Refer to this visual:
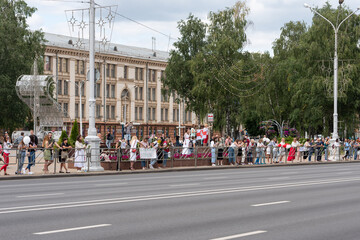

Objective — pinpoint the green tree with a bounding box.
[69,119,79,146]
[0,0,45,132]
[57,130,68,146]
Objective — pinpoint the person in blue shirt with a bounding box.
[343,139,350,160]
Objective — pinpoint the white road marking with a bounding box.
[1,177,360,215]
[210,230,267,240]
[268,177,290,180]
[94,182,128,186]
[336,172,353,175]
[280,172,298,175]
[17,193,64,198]
[203,177,229,180]
[169,183,200,187]
[33,224,111,235]
[251,201,290,207]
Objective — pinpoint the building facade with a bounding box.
[43,33,197,140]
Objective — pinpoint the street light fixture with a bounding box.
[304,3,360,145]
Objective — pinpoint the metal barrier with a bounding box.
[2,143,359,175]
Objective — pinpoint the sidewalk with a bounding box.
[0,158,359,180]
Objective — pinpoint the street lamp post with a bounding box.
[304,3,360,142]
[85,0,104,171]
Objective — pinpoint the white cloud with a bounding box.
[24,0,360,54]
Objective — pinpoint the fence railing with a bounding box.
[0,144,357,174]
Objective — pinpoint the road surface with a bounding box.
[0,163,360,240]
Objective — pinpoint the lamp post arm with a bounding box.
[337,9,360,31]
[311,8,336,32]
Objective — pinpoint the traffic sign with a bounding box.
[208,113,214,122]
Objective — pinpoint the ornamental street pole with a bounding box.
[304,3,359,142]
[84,0,104,171]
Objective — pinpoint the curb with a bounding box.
[0,160,358,181]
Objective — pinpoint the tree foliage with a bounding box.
[0,0,45,132]
[164,1,360,138]
[69,119,79,146]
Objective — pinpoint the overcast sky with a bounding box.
[25,0,360,54]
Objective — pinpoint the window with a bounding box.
[106,84,110,98]
[135,67,139,80]
[96,105,101,118]
[45,56,51,71]
[60,58,68,73]
[111,64,115,78]
[152,70,156,82]
[111,105,115,119]
[106,105,110,120]
[124,65,128,79]
[139,107,143,120]
[152,88,156,101]
[152,108,155,121]
[111,85,115,98]
[75,103,79,118]
[63,103,68,117]
[57,80,62,95]
[165,108,168,121]
[96,83,101,98]
[106,64,110,77]
[161,70,165,80]
[148,88,151,101]
[63,81,69,95]
[148,107,151,121]
[139,87,143,100]
[81,83,85,96]
[161,108,164,121]
[75,83,79,97]
[135,88,138,100]
[161,90,169,102]
[135,107,138,120]
[76,60,84,74]
[173,109,179,122]
[140,68,143,80]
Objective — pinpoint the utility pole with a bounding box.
[85,0,104,171]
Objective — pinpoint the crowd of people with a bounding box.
[0,130,89,175]
[209,135,357,166]
[1,127,360,174]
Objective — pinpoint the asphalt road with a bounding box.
[1,163,360,240]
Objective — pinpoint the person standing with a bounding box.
[129,136,139,171]
[42,132,61,174]
[59,138,71,173]
[14,132,24,146]
[315,138,324,162]
[140,136,150,170]
[162,138,170,168]
[16,138,27,175]
[354,139,360,160]
[125,122,133,145]
[308,139,315,162]
[210,137,217,167]
[106,131,114,149]
[235,139,243,166]
[255,139,265,165]
[246,139,256,165]
[277,138,288,163]
[74,135,86,171]
[217,137,225,166]
[0,136,12,175]
[228,138,236,166]
[323,138,330,161]
[287,138,300,162]
[343,139,350,160]
[25,135,37,174]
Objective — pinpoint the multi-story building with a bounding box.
[43,33,197,140]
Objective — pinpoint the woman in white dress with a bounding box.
[74,135,86,171]
[130,136,139,170]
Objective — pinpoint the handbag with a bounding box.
[61,151,68,159]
